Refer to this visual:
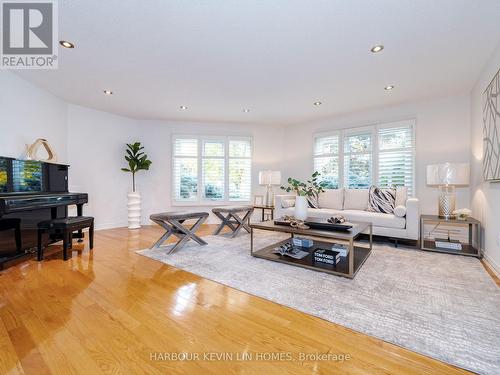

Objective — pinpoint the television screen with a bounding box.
[12,160,43,192]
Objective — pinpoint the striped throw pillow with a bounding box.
[368,186,396,214]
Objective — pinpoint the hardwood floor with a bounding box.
[0,225,472,375]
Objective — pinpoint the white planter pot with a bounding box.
[127,191,141,229]
[294,196,308,220]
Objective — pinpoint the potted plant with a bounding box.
[121,142,152,229]
[280,172,326,220]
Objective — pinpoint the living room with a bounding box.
[0,1,499,374]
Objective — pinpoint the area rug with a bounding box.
[137,231,500,374]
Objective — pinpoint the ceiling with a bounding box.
[15,0,500,125]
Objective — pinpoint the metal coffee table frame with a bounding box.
[150,212,209,254]
[250,221,372,279]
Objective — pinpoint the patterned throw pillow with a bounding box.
[368,186,396,214]
[307,195,320,209]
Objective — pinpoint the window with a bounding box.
[313,134,339,189]
[343,130,372,189]
[377,124,414,195]
[313,120,415,194]
[12,160,43,192]
[173,136,252,204]
[0,158,8,193]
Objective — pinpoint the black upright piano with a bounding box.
[0,157,88,269]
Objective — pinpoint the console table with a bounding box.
[420,215,481,258]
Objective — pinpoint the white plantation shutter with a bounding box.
[173,137,198,201]
[313,134,339,188]
[377,123,414,195]
[229,138,252,201]
[344,131,372,189]
[202,139,225,200]
[312,120,415,193]
[173,135,252,203]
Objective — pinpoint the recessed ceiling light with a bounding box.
[180,105,188,110]
[243,108,250,113]
[59,40,75,49]
[371,45,384,53]
[313,101,322,106]
[384,85,395,90]
[103,90,113,95]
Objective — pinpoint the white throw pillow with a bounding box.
[282,199,295,208]
[394,205,407,217]
[318,189,344,210]
[395,186,408,207]
[344,189,369,211]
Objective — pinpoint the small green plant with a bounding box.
[280,171,327,197]
[121,142,152,192]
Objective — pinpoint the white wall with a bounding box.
[67,105,285,229]
[470,42,500,274]
[0,72,68,162]
[283,94,472,215]
[2,70,490,259]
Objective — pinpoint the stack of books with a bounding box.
[435,238,462,251]
[313,249,341,266]
[292,237,314,248]
[331,242,349,257]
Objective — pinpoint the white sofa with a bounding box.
[275,188,419,241]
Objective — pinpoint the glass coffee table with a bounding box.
[250,220,372,279]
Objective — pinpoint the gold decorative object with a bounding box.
[283,215,310,230]
[25,138,57,162]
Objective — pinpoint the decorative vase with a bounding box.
[294,196,308,221]
[127,191,141,229]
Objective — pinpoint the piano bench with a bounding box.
[0,218,22,253]
[37,216,94,261]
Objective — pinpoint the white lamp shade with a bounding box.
[426,163,470,186]
[259,170,281,185]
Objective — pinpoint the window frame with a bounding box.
[172,134,253,206]
[313,120,416,195]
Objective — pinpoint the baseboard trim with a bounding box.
[483,253,500,277]
[481,251,500,287]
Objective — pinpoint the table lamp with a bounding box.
[258,170,281,206]
[426,162,469,219]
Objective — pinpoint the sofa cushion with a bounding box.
[395,186,408,206]
[342,210,406,229]
[344,189,369,210]
[280,207,342,219]
[282,199,295,208]
[279,207,405,229]
[367,186,395,214]
[318,189,344,210]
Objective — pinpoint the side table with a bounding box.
[420,215,481,258]
[253,205,275,222]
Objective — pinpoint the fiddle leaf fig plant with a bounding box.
[280,171,326,197]
[121,142,152,192]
